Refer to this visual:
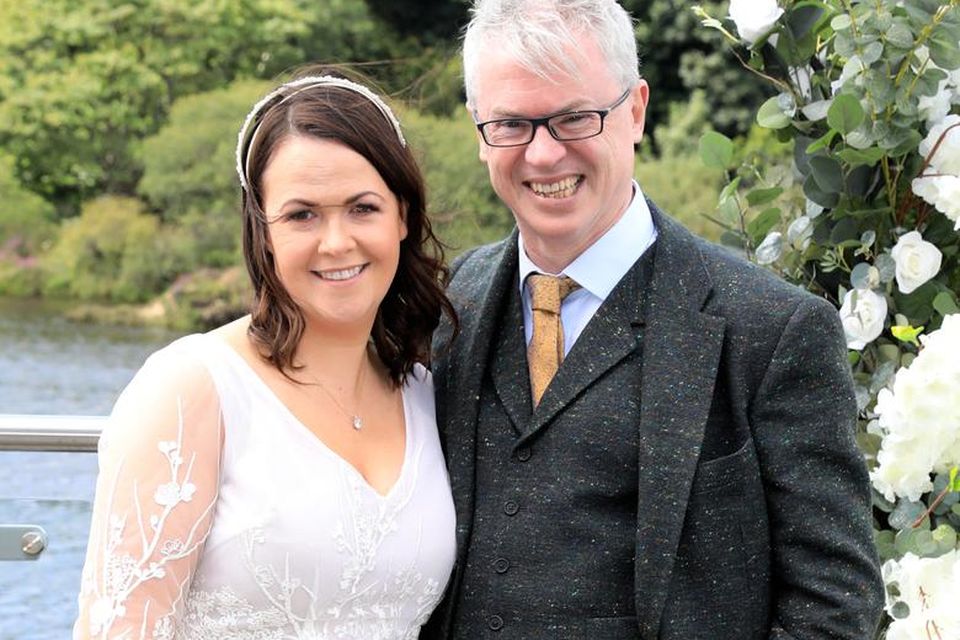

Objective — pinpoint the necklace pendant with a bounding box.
[352,415,363,431]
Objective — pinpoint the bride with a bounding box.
[74,71,457,639]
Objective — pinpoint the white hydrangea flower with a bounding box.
[839,288,887,350]
[919,114,960,176]
[728,0,784,45]
[882,550,960,640]
[870,315,960,502]
[890,231,942,294]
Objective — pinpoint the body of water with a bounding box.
[0,297,184,639]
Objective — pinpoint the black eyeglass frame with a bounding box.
[473,88,632,148]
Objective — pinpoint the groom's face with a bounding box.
[469,30,648,268]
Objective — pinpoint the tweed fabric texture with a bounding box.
[526,274,580,405]
[424,203,884,640]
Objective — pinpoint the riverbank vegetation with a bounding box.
[0,0,774,329]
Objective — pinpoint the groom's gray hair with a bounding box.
[462,0,641,109]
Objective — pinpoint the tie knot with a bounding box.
[527,274,580,313]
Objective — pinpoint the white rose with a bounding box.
[839,288,887,350]
[911,175,960,229]
[729,0,784,45]
[919,113,960,176]
[890,231,942,294]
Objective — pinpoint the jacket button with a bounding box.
[503,500,519,516]
[516,446,532,462]
[493,557,510,573]
[488,614,504,631]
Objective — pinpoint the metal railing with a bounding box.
[0,414,104,452]
[0,414,103,561]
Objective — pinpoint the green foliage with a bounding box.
[0,154,57,254]
[402,108,513,253]
[138,79,270,269]
[0,0,408,211]
[42,196,184,302]
[635,153,725,242]
[627,0,770,148]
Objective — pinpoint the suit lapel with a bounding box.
[491,286,533,434]
[633,206,726,638]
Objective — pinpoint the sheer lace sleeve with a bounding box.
[74,342,223,639]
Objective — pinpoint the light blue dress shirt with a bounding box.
[518,181,658,356]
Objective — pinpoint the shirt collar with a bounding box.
[518,180,657,300]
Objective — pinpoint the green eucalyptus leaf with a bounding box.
[720,230,746,249]
[809,156,844,193]
[834,30,856,57]
[718,195,741,223]
[890,601,910,620]
[932,523,957,552]
[861,41,884,65]
[806,129,838,154]
[831,14,852,30]
[718,176,743,206]
[757,96,793,129]
[699,131,735,169]
[933,291,960,316]
[828,94,865,134]
[788,5,825,39]
[891,500,927,530]
[929,32,960,70]
[829,217,860,244]
[894,281,938,325]
[877,343,901,364]
[747,207,781,244]
[803,173,839,208]
[801,99,832,122]
[838,146,886,167]
[886,20,915,49]
[794,137,815,175]
[746,187,784,207]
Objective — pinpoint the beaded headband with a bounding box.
[235,75,407,192]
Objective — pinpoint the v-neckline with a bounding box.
[202,333,411,500]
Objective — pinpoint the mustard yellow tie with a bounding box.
[527,273,580,406]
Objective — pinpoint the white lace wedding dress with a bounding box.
[74,333,456,639]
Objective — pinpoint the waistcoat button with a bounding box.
[488,614,504,631]
[493,557,510,573]
[503,500,519,516]
[516,446,532,462]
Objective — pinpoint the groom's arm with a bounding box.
[750,296,884,639]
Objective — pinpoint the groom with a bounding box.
[425,0,883,638]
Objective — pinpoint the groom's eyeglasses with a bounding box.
[474,88,631,148]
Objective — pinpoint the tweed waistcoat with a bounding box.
[449,251,656,639]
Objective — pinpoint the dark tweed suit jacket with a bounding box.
[424,204,883,639]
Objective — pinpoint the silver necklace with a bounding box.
[305,360,367,430]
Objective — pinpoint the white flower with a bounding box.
[912,175,960,229]
[871,314,960,502]
[755,231,783,265]
[153,481,195,507]
[890,231,942,294]
[918,82,952,128]
[729,0,784,45]
[919,114,960,176]
[786,215,813,250]
[882,550,960,640]
[839,288,887,350]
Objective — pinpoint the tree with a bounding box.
[0,0,406,214]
